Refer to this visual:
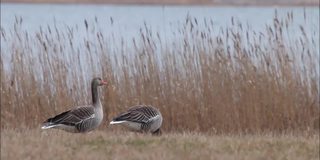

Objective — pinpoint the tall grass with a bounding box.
[0,12,319,134]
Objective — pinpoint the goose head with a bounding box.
[92,77,108,86]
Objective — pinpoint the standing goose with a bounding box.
[41,77,107,133]
[110,105,163,135]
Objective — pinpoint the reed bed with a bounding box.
[0,12,319,134]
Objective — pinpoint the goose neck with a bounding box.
[91,83,100,106]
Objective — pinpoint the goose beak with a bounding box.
[101,80,108,85]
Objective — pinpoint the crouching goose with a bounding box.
[41,77,108,133]
[110,105,163,135]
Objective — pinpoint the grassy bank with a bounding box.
[1,129,319,160]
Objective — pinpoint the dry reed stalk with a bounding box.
[0,13,319,134]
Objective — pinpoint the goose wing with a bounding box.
[45,105,95,126]
[112,105,158,123]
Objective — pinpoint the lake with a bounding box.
[1,4,319,41]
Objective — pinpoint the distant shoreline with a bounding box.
[2,0,319,6]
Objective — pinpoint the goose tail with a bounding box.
[41,122,57,129]
[110,120,126,125]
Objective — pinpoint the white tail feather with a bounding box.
[110,121,126,125]
[41,123,56,129]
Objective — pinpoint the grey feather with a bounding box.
[110,105,163,134]
[41,77,107,133]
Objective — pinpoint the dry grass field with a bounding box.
[1,10,319,160]
[1,129,319,160]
